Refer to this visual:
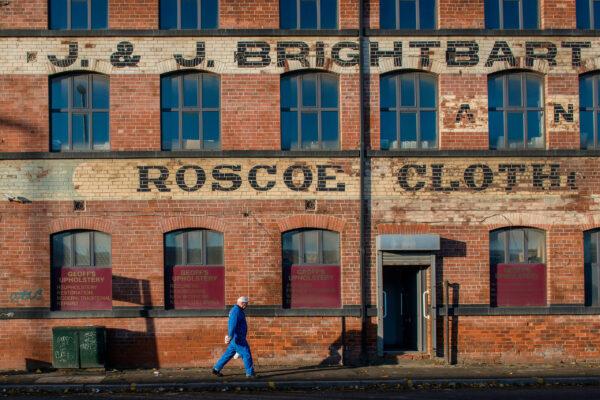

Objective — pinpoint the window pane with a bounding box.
[161,111,179,150]
[420,0,436,29]
[400,112,417,149]
[50,0,68,29]
[72,114,90,150]
[71,0,88,29]
[523,0,538,28]
[281,76,298,108]
[420,110,437,148]
[488,110,505,149]
[485,0,500,28]
[92,112,109,150]
[507,229,525,263]
[303,230,319,264]
[162,76,179,109]
[526,75,542,108]
[160,0,178,29]
[202,75,220,108]
[577,0,591,28]
[507,112,524,148]
[419,75,436,108]
[91,0,108,29]
[182,112,200,149]
[181,0,199,28]
[580,111,594,149]
[94,232,111,267]
[187,230,203,264]
[283,232,301,266]
[320,0,337,28]
[526,229,545,263]
[201,0,218,28]
[52,233,71,267]
[51,76,69,109]
[380,0,397,29]
[508,74,522,107]
[165,232,184,266]
[183,74,198,107]
[320,75,338,108]
[206,231,224,265]
[202,111,220,150]
[280,0,297,28]
[488,76,504,108]
[74,231,91,266]
[580,75,594,108]
[380,111,397,150]
[380,75,396,109]
[51,112,69,152]
[526,111,543,148]
[322,111,339,149]
[503,0,520,29]
[73,75,89,108]
[301,112,319,149]
[490,230,505,265]
[399,0,417,29]
[301,74,317,107]
[282,111,298,150]
[594,0,600,29]
[322,231,340,264]
[300,0,318,29]
[400,75,415,107]
[92,75,109,109]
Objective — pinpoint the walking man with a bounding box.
[212,296,255,378]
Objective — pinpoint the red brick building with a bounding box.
[1,0,600,370]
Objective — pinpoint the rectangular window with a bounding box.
[484,0,538,29]
[50,0,108,30]
[380,0,436,29]
[160,0,218,29]
[280,0,338,29]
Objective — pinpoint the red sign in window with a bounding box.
[495,263,546,307]
[54,267,112,311]
[171,265,225,309]
[289,265,341,308]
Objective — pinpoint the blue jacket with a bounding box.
[227,305,248,344]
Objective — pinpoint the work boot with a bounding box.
[212,369,224,377]
[246,373,257,379]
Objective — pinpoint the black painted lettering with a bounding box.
[277,41,310,67]
[532,164,561,189]
[235,41,271,68]
[463,164,494,191]
[446,41,479,67]
[211,165,242,191]
[561,42,591,67]
[174,42,206,67]
[409,41,440,68]
[283,165,313,191]
[498,164,526,191]
[317,165,345,192]
[316,41,326,67]
[176,165,206,192]
[525,42,557,67]
[332,42,360,67]
[370,41,402,67]
[398,164,426,191]
[48,42,78,68]
[485,41,517,67]
[431,164,460,191]
[137,166,170,192]
[554,103,574,123]
[248,165,276,191]
[110,41,141,67]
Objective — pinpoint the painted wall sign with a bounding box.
[169,265,225,309]
[494,263,546,307]
[286,265,341,308]
[53,267,112,311]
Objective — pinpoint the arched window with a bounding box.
[484,0,538,29]
[576,0,600,29]
[488,72,544,149]
[580,73,600,149]
[380,72,437,150]
[165,229,224,309]
[281,72,339,150]
[51,230,112,311]
[161,72,220,150]
[280,0,337,29]
[489,227,546,306]
[379,0,436,29]
[50,73,110,152]
[50,0,108,30]
[584,229,600,306]
[282,229,340,308]
[160,0,218,29]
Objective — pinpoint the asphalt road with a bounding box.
[5,387,600,399]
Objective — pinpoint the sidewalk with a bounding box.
[2,360,600,394]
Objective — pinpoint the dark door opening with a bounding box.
[383,266,422,351]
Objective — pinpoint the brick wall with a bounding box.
[220,0,279,29]
[438,0,485,29]
[109,0,158,29]
[542,0,577,29]
[0,0,46,29]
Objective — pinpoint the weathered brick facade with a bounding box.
[1,0,600,371]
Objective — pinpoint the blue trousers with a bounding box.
[214,340,254,376]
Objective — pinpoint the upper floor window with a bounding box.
[281,72,339,150]
[380,72,437,150]
[50,0,108,29]
[161,72,220,151]
[50,73,110,152]
[585,229,600,306]
[280,0,337,29]
[488,72,544,149]
[165,229,224,266]
[577,0,600,29]
[580,73,600,149]
[160,0,218,29]
[484,0,538,29]
[380,0,436,29]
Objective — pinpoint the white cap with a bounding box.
[238,296,249,303]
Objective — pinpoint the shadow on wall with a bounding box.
[109,276,159,368]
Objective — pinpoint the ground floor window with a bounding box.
[585,229,600,306]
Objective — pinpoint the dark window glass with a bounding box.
[380,0,436,29]
[160,0,218,29]
[488,72,544,149]
[279,0,337,29]
[164,229,224,266]
[50,73,110,152]
[161,73,220,150]
[490,228,545,265]
[484,0,538,29]
[580,73,600,149]
[52,230,111,268]
[283,229,340,266]
[585,230,600,306]
[281,72,339,150]
[379,72,437,150]
[50,0,108,29]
